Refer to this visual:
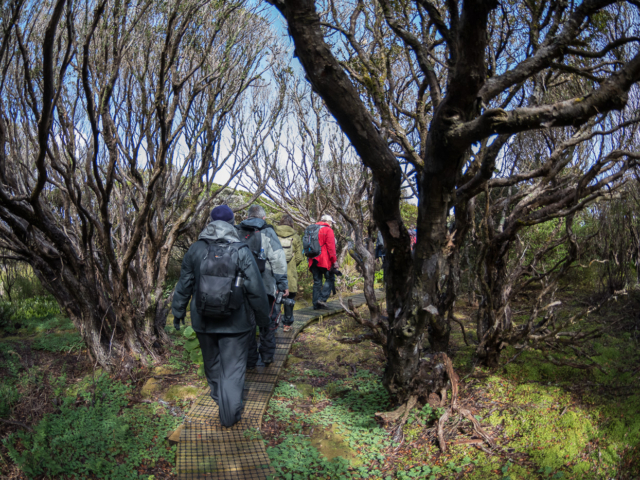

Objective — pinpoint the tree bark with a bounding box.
[269,0,491,401]
[269,0,640,399]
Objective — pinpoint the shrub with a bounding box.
[0,300,16,330]
[182,326,204,376]
[0,383,20,418]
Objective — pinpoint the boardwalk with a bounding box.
[175,292,380,479]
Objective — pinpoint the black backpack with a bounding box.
[237,224,273,273]
[196,240,247,319]
[302,224,323,258]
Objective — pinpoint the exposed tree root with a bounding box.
[436,355,495,453]
[375,401,409,425]
[339,298,387,347]
[376,353,493,451]
[375,395,418,444]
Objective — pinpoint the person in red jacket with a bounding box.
[309,214,338,309]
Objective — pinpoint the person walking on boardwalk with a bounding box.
[304,214,338,310]
[236,204,289,367]
[274,215,303,332]
[171,205,270,427]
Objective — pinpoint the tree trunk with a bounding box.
[350,237,382,322]
[474,238,513,367]
[29,252,165,371]
[362,256,381,322]
[342,217,388,347]
[269,0,486,402]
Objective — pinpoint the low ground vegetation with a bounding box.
[1,272,639,479]
[262,288,640,480]
[0,297,202,479]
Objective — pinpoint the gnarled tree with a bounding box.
[472,116,640,366]
[268,0,640,400]
[0,0,286,370]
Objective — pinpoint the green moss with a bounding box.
[65,370,105,397]
[502,349,578,383]
[153,366,176,375]
[486,383,593,473]
[286,355,304,366]
[162,385,199,402]
[452,347,474,371]
[461,463,502,479]
[295,383,314,398]
[309,424,357,464]
[302,322,380,366]
[141,378,162,398]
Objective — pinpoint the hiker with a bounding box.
[274,215,304,332]
[171,205,269,427]
[304,214,338,310]
[236,204,289,367]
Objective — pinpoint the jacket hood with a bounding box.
[239,217,266,229]
[198,221,241,243]
[274,225,296,237]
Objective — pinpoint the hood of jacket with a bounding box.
[274,225,296,238]
[239,217,266,230]
[198,220,241,243]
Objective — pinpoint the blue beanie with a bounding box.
[210,205,234,223]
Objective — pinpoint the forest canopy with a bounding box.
[1,0,640,478]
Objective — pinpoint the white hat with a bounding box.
[320,214,334,224]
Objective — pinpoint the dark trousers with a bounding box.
[197,330,252,427]
[311,265,335,307]
[247,295,277,367]
[282,292,296,326]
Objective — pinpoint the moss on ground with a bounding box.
[304,321,381,365]
[162,385,200,402]
[263,295,640,479]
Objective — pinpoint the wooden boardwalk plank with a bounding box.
[176,291,382,479]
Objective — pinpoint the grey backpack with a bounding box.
[302,224,323,258]
[196,240,247,319]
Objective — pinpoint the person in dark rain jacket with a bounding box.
[172,205,269,427]
[236,204,289,367]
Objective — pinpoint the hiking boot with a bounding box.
[316,301,330,309]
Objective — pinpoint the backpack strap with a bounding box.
[237,225,252,236]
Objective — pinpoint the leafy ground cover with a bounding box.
[2,285,639,479]
[262,290,640,479]
[0,297,204,480]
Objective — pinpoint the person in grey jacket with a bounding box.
[236,204,288,367]
[172,205,270,427]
